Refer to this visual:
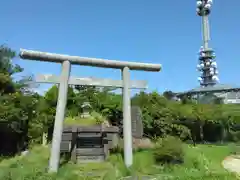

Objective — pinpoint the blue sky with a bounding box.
[1,0,240,94]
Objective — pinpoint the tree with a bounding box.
[163,90,175,100]
[0,45,40,154]
[0,45,24,94]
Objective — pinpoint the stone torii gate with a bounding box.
[19,49,161,173]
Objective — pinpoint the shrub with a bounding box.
[153,136,184,164]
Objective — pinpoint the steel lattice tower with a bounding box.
[196,0,219,87]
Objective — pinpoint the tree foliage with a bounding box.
[1,45,240,156]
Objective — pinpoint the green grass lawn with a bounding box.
[0,144,238,180]
[64,116,99,126]
[64,112,106,126]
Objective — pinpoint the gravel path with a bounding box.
[222,156,240,174]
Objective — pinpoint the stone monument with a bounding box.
[117,106,143,138]
[131,106,143,138]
